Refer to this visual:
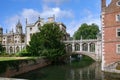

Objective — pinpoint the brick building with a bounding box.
[101,0,120,70]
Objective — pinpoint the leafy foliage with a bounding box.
[0,44,5,55]
[73,23,99,40]
[16,49,30,57]
[27,23,66,62]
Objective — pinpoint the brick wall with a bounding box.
[102,0,120,67]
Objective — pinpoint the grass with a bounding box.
[0,57,40,61]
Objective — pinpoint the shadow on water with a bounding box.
[13,55,120,80]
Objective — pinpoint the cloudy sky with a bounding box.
[0,0,111,36]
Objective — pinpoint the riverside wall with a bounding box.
[0,58,51,77]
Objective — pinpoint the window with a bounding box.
[117,44,120,53]
[37,23,40,27]
[15,40,17,43]
[116,14,120,22]
[3,41,5,44]
[30,27,32,31]
[117,28,120,37]
[117,1,120,6]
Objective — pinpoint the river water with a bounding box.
[14,61,120,80]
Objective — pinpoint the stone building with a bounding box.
[26,16,70,45]
[1,21,25,53]
[2,20,26,54]
[1,16,70,54]
[101,0,120,70]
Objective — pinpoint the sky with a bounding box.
[0,0,111,36]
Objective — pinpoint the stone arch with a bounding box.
[3,47,6,51]
[66,44,72,53]
[10,46,13,53]
[16,46,19,52]
[82,43,88,51]
[75,43,80,51]
[89,43,95,52]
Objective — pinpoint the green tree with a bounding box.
[27,23,66,62]
[0,44,5,54]
[73,23,99,40]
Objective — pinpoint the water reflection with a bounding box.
[14,62,120,80]
[66,62,102,80]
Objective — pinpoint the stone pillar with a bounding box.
[80,43,82,52]
[72,43,75,52]
[88,43,90,52]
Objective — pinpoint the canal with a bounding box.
[13,56,120,80]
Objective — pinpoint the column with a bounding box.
[88,43,90,52]
[80,43,82,52]
[72,43,75,52]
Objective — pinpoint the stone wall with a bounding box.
[0,58,51,77]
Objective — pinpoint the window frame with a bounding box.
[116,14,120,22]
[116,44,120,54]
[116,28,120,37]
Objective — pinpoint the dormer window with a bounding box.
[116,14,120,22]
[37,23,40,27]
[30,27,32,31]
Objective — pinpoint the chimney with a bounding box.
[47,17,55,23]
[101,0,106,11]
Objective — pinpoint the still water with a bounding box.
[14,61,120,80]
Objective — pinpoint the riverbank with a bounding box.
[0,57,51,77]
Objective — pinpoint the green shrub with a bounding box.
[16,49,30,57]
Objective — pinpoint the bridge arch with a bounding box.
[72,52,97,61]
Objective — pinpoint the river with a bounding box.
[13,59,120,80]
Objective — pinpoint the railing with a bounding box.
[104,61,120,73]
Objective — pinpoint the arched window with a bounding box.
[66,44,72,52]
[37,23,41,27]
[75,43,80,51]
[89,43,95,52]
[16,46,19,52]
[10,46,13,53]
[82,43,88,51]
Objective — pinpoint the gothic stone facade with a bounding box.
[101,0,120,70]
[2,21,26,54]
[1,16,70,54]
[26,16,70,45]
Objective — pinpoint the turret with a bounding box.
[101,0,106,12]
[0,27,3,44]
[16,20,23,34]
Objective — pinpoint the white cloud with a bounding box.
[42,0,69,5]
[41,6,74,19]
[67,9,101,36]
[5,7,74,32]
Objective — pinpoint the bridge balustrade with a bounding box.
[64,39,102,61]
